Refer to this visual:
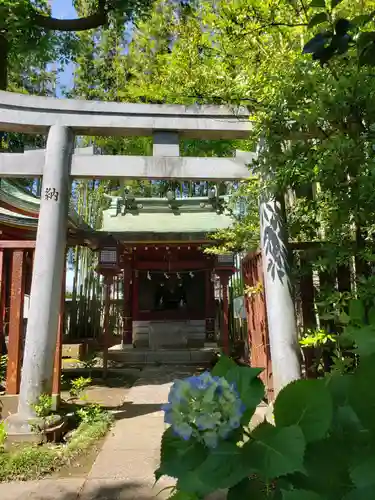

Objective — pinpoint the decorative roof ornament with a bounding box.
[166,190,175,201]
[122,185,135,213]
[208,186,217,200]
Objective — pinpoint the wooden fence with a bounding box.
[64,274,124,349]
[242,251,273,400]
[242,245,361,397]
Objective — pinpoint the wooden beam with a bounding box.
[6,250,26,394]
[134,260,212,271]
[0,237,97,249]
[0,241,36,249]
[0,249,6,355]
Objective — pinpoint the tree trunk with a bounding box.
[0,33,8,91]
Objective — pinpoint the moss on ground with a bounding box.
[0,413,113,482]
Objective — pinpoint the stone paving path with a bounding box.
[0,367,203,500]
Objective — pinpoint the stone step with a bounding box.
[108,345,219,366]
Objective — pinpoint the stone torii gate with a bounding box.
[0,90,299,437]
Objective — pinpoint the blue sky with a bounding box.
[51,0,76,95]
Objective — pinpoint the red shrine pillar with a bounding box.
[122,264,133,345]
[215,254,236,355]
[0,249,6,355]
[205,270,215,342]
[6,250,26,394]
[132,269,139,339]
[52,263,66,407]
[217,271,231,355]
[102,274,112,379]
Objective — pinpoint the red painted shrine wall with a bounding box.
[0,226,63,396]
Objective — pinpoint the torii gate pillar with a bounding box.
[259,187,301,396]
[6,126,73,433]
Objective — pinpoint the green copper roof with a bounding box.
[0,180,91,230]
[0,180,40,215]
[100,196,233,240]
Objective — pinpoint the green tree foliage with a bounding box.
[0,0,154,90]
[303,0,375,66]
[108,0,375,269]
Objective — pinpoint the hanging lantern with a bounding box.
[99,247,118,266]
[216,253,235,269]
[97,245,121,275]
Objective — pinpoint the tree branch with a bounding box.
[32,12,107,32]
[255,22,308,32]
[32,0,108,32]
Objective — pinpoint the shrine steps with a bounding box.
[107,344,219,366]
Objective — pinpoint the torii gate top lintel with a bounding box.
[0,90,252,140]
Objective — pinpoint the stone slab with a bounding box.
[62,343,85,360]
[108,347,217,366]
[0,394,18,418]
[0,480,39,500]
[0,479,85,500]
[80,479,174,500]
[29,479,86,500]
[101,417,165,451]
[88,449,160,481]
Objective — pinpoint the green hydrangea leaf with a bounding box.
[350,455,375,489]
[228,477,276,499]
[210,355,238,377]
[349,354,375,432]
[326,374,363,439]
[167,493,198,500]
[274,379,333,443]
[226,365,265,422]
[156,427,207,481]
[348,300,365,325]
[282,490,325,500]
[194,441,251,491]
[342,325,375,356]
[326,373,352,407]
[301,437,352,497]
[176,475,213,498]
[343,485,375,500]
[243,422,306,480]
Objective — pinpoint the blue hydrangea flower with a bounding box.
[161,371,245,449]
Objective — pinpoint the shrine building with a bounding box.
[98,190,235,352]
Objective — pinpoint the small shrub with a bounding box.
[32,394,53,419]
[0,411,113,481]
[0,422,6,450]
[81,352,98,372]
[76,403,103,424]
[30,394,61,433]
[69,377,92,399]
